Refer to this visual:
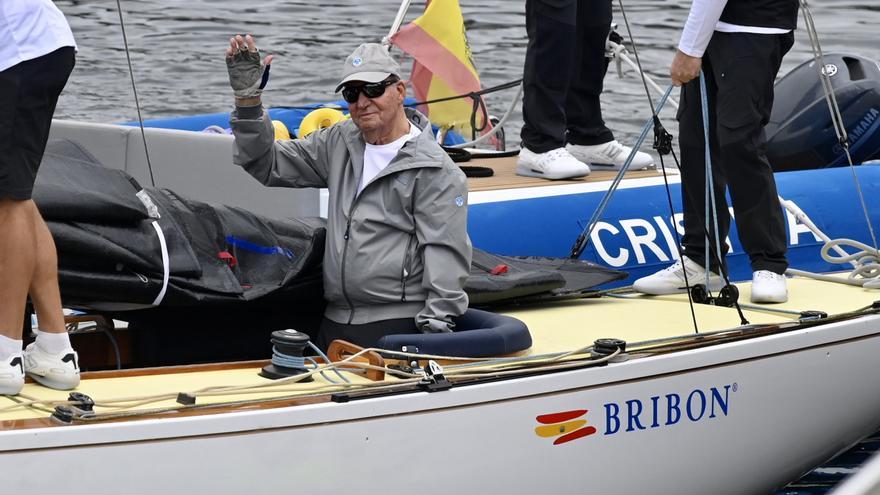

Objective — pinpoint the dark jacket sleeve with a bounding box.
[413,165,472,332]
[229,104,331,188]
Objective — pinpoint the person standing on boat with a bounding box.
[516,0,655,180]
[226,36,472,349]
[0,0,81,395]
[633,0,796,303]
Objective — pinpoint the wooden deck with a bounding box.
[464,155,666,192]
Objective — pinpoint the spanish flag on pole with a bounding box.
[390,0,489,139]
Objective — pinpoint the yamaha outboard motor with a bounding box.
[765,53,880,171]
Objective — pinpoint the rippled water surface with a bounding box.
[55,0,880,147]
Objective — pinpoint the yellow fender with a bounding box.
[297,108,348,139]
[271,120,291,140]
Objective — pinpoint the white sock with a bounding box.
[0,334,23,361]
[35,330,72,354]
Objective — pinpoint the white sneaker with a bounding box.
[517,147,591,180]
[751,270,788,304]
[567,140,654,171]
[23,343,80,390]
[0,352,24,396]
[633,256,724,295]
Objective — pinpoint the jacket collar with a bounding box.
[341,107,444,174]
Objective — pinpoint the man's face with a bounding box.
[346,79,407,134]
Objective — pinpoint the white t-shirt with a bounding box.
[0,0,77,72]
[358,123,422,195]
[678,0,791,58]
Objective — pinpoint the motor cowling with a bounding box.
[766,53,880,171]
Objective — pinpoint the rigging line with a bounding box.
[449,82,523,149]
[616,0,656,115]
[569,85,674,259]
[699,70,726,289]
[799,0,879,252]
[615,0,714,329]
[115,0,156,187]
[407,79,522,107]
[669,155,751,326]
[607,40,679,109]
[271,79,522,142]
[657,151,701,334]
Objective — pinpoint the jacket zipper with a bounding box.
[401,183,418,303]
[401,234,415,302]
[341,215,354,323]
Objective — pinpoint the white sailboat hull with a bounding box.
[4,314,880,494]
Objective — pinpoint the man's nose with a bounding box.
[357,91,372,107]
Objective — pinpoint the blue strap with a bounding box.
[259,63,271,90]
[226,235,294,259]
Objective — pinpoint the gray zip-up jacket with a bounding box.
[230,105,471,332]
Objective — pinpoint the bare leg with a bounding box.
[0,198,37,340]
[28,203,65,333]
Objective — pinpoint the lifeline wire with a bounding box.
[115,0,156,187]
[616,0,656,113]
[799,0,878,252]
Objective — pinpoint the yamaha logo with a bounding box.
[821,64,838,77]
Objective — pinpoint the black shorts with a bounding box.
[0,46,75,200]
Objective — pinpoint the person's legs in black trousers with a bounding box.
[520,0,578,153]
[566,0,614,147]
[680,32,790,277]
[713,32,791,275]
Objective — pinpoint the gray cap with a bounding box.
[335,43,402,92]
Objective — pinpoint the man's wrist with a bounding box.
[676,47,701,59]
[235,96,262,107]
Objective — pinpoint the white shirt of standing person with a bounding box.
[358,122,422,195]
[0,0,77,72]
[677,0,791,58]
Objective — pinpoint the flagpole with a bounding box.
[385,0,414,45]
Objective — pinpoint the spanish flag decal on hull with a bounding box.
[535,410,598,445]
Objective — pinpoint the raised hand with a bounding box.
[225,34,274,100]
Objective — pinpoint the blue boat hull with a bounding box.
[468,166,880,287]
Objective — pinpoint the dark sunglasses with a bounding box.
[341,78,397,103]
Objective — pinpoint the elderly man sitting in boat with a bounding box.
[225,35,472,349]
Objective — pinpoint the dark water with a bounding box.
[52,1,880,492]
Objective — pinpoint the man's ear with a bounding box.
[395,81,407,102]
